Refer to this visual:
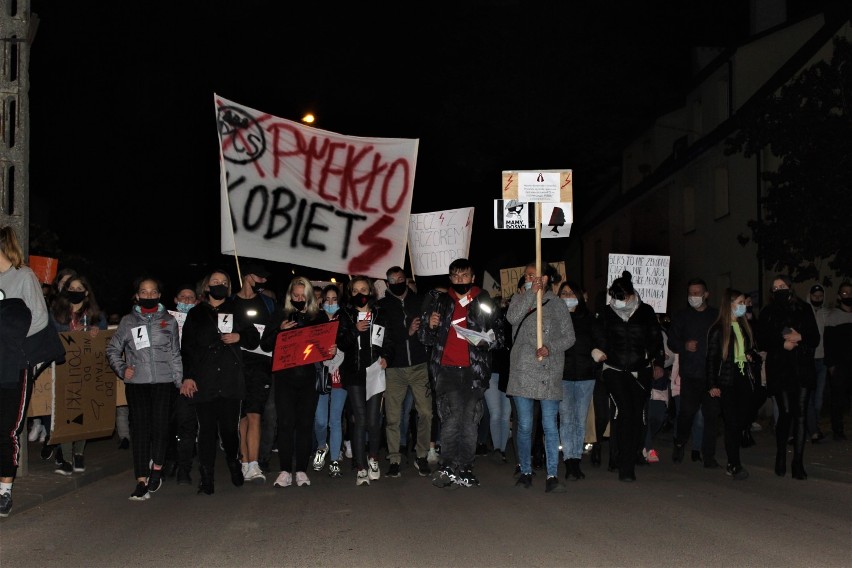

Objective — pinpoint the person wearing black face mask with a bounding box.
[335,275,393,486]
[180,269,260,495]
[376,266,433,478]
[757,274,820,480]
[260,275,335,489]
[419,258,503,489]
[107,276,183,501]
[824,281,852,441]
[232,263,276,484]
[49,274,108,477]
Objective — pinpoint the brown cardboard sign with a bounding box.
[48,330,118,445]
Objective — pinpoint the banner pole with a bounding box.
[535,203,543,358]
[218,142,241,283]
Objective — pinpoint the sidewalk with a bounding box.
[11,435,132,516]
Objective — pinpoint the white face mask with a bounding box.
[524,281,533,290]
[613,299,627,309]
[564,298,579,310]
[688,296,704,309]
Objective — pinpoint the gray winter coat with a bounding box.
[106,305,183,388]
[506,289,575,400]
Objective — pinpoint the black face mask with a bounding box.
[842,298,852,307]
[811,300,823,308]
[745,305,753,313]
[251,285,265,295]
[451,283,472,295]
[351,293,370,308]
[290,300,306,311]
[65,290,86,304]
[388,282,408,297]
[208,285,229,300]
[773,289,791,303]
[137,298,159,310]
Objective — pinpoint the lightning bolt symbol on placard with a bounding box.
[303,344,314,360]
[504,174,513,192]
[439,212,445,223]
[136,328,143,339]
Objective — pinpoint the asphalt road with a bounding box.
[2,435,850,568]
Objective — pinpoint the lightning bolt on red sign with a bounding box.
[271,320,339,372]
[215,95,419,279]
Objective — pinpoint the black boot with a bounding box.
[741,430,756,448]
[198,466,215,495]
[791,460,808,480]
[227,459,245,487]
[590,444,601,467]
[774,453,786,477]
[566,458,585,481]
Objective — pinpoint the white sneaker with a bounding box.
[295,471,311,486]
[241,462,250,478]
[312,446,328,471]
[367,457,380,481]
[750,422,763,432]
[244,462,266,482]
[356,469,370,486]
[344,440,353,459]
[28,420,43,443]
[427,447,439,465]
[273,471,292,488]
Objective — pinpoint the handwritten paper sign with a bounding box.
[272,320,339,372]
[607,254,670,314]
[215,95,419,279]
[408,207,474,276]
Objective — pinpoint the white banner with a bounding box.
[408,207,474,276]
[607,254,670,314]
[215,95,419,279]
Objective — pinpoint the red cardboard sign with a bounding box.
[271,320,339,372]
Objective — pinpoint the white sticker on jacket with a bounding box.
[131,326,150,350]
[371,324,385,347]
[218,313,233,333]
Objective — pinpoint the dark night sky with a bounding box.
[26,1,767,311]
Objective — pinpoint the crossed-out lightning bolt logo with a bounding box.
[303,343,314,360]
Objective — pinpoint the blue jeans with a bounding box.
[515,396,560,478]
[559,380,595,460]
[483,373,511,452]
[807,358,826,436]
[434,366,484,469]
[314,388,348,458]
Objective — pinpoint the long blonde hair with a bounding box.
[715,288,756,360]
[0,226,24,268]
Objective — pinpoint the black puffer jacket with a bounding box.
[419,287,504,387]
[592,302,664,373]
[706,322,758,389]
